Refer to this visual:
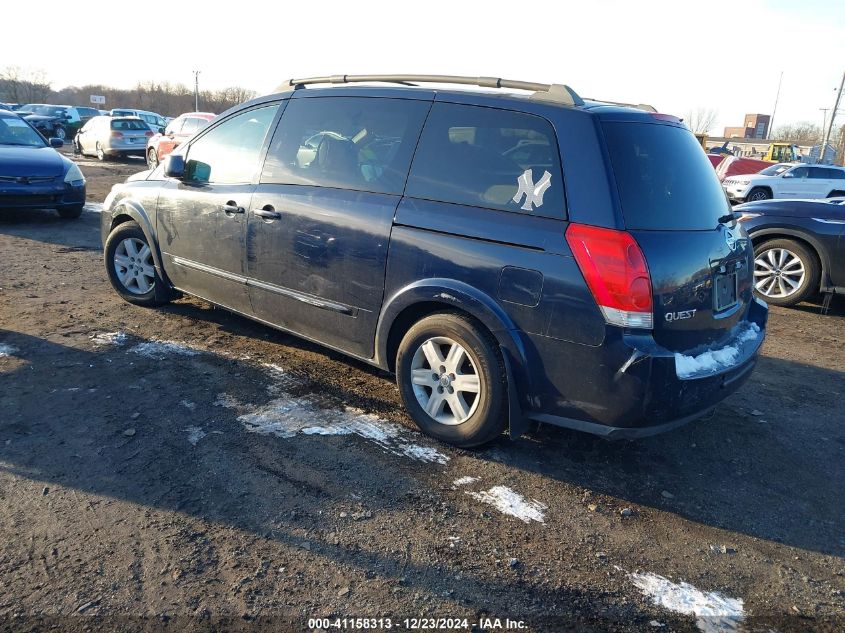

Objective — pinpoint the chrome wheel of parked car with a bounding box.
[747,187,771,201]
[96,142,105,161]
[147,147,158,169]
[410,336,481,425]
[54,126,66,140]
[753,239,819,307]
[114,237,155,295]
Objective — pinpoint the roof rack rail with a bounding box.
[274,74,584,106]
[587,98,657,113]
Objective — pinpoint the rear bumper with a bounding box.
[519,298,768,438]
[0,182,86,210]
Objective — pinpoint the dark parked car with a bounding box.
[100,74,767,447]
[736,197,845,306]
[0,109,86,218]
[18,104,98,140]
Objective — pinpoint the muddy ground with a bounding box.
[0,150,843,632]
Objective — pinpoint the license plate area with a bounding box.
[714,272,738,311]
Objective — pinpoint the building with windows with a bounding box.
[724,114,771,139]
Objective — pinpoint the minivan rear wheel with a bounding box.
[104,221,173,307]
[753,238,819,307]
[396,313,506,447]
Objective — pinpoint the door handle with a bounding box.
[222,201,245,215]
[254,207,281,220]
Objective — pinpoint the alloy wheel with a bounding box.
[113,237,155,295]
[754,247,805,298]
[410,336,481,425]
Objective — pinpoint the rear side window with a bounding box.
[406,103,564,218]
[602,122,730,230]
[261,97,430,195]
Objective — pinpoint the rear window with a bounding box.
[603,122,729,230]
[111,119,149,130]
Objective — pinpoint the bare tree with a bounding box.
[771,122,823,144]
[0,66,52,103]
[685,107,719,134]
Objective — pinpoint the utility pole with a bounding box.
[820,70,844,165]
[193,70,201,112]
[767,71,784,140]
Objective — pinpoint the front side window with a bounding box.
[405,103,564,217]
[261,96,430,195]
[789,166,808,179]
[165,118,184,135]
[185,105,279,184]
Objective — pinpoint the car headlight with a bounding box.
[64,163,85,186]
[737,180,751,185]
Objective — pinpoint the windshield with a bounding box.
[0,114,46,147]
[22,105,67,117]
[602,121,730,230]
[758,163,793,176]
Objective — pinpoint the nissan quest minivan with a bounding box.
[100,74,768,447]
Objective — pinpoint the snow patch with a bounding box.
[91,331,128,346]
[185,426,206,445]
[236,396,448,464]
[84,203,103,214]
[466,485,547,523]
[675,322,761,379]
[452,476,480,488]
[629,571,744,633]
[0,344,18,357]
[130,340,200,360]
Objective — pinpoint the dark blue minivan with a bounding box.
[100,75,767,447]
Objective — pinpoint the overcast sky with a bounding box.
[8,0,845,135]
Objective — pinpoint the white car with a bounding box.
[723,163,845,202]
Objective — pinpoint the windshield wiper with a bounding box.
[718,212,738,225]
[0,142,41,147]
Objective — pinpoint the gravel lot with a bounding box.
[0,150,843,632]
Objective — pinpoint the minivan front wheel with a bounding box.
[104,222,172,307]
[397,313,506,447]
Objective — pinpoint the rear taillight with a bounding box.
[565,223,653,329]
[110,131,123,139]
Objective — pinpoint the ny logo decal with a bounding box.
[512,169,552,211]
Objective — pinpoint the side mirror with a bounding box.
[163,154,185,178]
[49,138,64,148]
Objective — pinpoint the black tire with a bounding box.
[396,313,506,448]
[104,221,173,307]
[147,147,159,169]
[57,205,83,219]
[753,238,820,307]
[747,187,772,202]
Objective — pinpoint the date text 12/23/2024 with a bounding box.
[307,617,528,630]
